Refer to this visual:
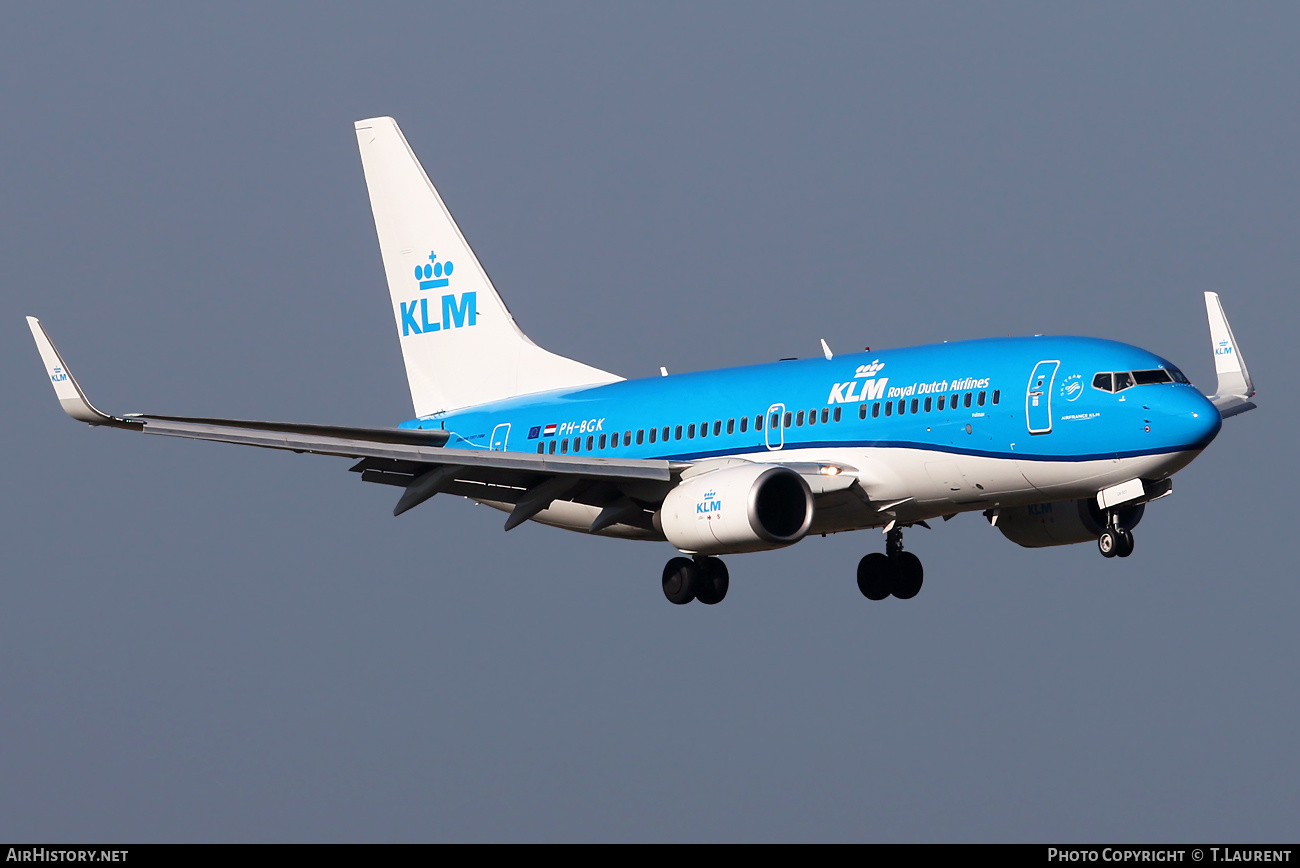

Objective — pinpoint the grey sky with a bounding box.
[2,4,1296,842]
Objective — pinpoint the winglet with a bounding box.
[26,317,132,427]
[1203,293,1256,418]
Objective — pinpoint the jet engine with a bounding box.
[658,464,814,555]
[996,498,1144,548]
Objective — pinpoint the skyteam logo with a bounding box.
[697,490,721,517]
[1059,373,1084,402]
[399,250,477,336]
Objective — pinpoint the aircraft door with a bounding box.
[489,423,510,451]
[764,403,785,451]
[1026,360,1060,435]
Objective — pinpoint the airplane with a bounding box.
[27,116,1256,606]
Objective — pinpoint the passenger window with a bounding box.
[885,401,892,416]
[807,409,816,426]
[784,412,792,428]
[586,435,594,451]
[549,440,556,454]
[561,439,569,454]
[910,398,919,414]
[964,392,972,408]
[898,399,906,415]
[833,407,841,422]
[739,416,747,433]
[978,391,986,406]
[662,427,669,441]
[688,424,696,438]
[714,420,722,436]
[624,431,632,446]
[537,443,544,454]
[796,410,805,427]
[697,422,705,438]
[572,438,581,454]
[992,390,1000,405]
[636,429,644,445]
[924,397,932,412]
[950,393,958,408]
[649,427,657,443]
[859,403,868,419]
[821,408,829,424]
[938,395,946,411]
[675,425,683,440]
[873,402,880,418]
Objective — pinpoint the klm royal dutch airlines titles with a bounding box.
[28,117,1256,606]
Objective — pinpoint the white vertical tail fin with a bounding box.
[354,117,621,416]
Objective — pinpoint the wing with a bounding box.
[27,317,684,531]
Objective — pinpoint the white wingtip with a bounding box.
[26,317,115,425]
[1203,292,1256,418]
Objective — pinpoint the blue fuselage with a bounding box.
[403,336,1221,473]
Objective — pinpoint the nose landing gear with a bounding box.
[1097,512,1136,558]
[856,526,924,600]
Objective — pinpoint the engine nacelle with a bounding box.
[996,498,1144,548]
[658,464,814,555]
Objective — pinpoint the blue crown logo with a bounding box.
[415,250,454,291]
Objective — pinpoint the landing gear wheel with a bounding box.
[695,557,730,605]
[1098,530,1118,558]
[662,557,699,605]
[1115,528,1135,558]
[857,553,894,600]
[891,552,924,599]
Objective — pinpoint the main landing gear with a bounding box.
[856,527,924,601]
[662,555,730,605]
[1097,513,1136,559]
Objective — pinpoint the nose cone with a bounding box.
[1158,387,1222,450]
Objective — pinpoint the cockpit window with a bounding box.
[1132,369,1174,385]
[1094,367,1187,392]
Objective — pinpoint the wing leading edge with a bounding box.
[27,317,681,529]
